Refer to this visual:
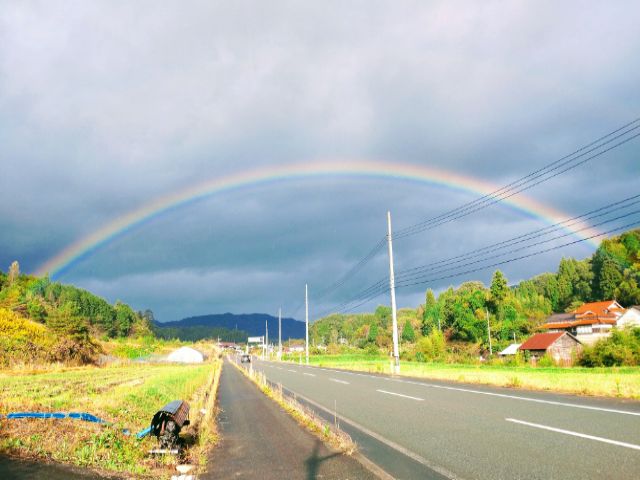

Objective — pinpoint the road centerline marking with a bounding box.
[280,362,640,416]
[287,369,297,373]
[329,378,350,385]
[506,418,640,451]
[303,373,316,377]
[377,389,424,401]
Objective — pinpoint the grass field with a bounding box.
[0,360,221,477]
[284,354,640,399]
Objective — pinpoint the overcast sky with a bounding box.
[1,1,639,321]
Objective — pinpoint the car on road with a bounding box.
[240,354,251,363]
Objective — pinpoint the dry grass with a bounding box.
[298,355,640,399]
[0,355,222,478]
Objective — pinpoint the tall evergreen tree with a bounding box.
[401,320,416,342]
[489,270,508,318]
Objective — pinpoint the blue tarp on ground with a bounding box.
[5,412,108,423]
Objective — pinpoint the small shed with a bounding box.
[519,332,582,365]
[167,346,205,364]
[498,343,521,356]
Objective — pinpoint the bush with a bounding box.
[417,330,446,361]
[0,308,101,366]
[579,328,640,367]
[537,354,556,367]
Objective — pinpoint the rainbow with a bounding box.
[36,160,602,278]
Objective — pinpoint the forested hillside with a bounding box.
[156,312,305,341]
[311,228,640,357]
[0,261,153,366]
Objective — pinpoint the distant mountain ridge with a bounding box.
[157,312,305,340]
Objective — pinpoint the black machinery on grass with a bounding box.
[150,400,190,451]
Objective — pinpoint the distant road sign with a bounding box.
[248,336,264,344]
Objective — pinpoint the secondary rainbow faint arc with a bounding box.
[36,160,602,278]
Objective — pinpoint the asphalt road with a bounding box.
[250,358,640,480]
[203,359,377,479]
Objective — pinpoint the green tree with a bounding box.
[615,268,640,306]
[489,270,508,317]
[401,320,416,342]
[595,255,623,300]
[367,323,379,344]
[422,289,440,334]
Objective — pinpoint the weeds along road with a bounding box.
[203,358,376,480]
[251,358,640,480]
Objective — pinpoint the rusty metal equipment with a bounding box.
[150,400,190,450]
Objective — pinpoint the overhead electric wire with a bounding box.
[320,198,640,317]
[326,214,640,317]
[395,217,640,290]
[313,237,387,300]
[397,193,640,274]
[394,208,640,285]
[293,117,640,318]
[393,194,640,282]
[395,123,640,239]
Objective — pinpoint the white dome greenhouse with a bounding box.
[167,346,205,364]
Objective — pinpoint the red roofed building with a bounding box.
[519,332,582,365]
[539,300,625,345]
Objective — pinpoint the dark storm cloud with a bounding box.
[1,1,639,320]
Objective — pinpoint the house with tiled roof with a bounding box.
[540,300,626,345]
[519,332,582,364]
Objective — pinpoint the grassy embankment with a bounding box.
[0,357,221,478]
[282,354,640,399]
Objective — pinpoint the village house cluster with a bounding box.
[500,301,640,364]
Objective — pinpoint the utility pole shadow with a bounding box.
[304,439,342,480]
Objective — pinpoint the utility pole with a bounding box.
[387,211,400,373]
[486,308,492,356]
[305,284,309,365]
[265,320,268,360]
[278,308,282,360]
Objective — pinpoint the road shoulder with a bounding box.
[202,359,378,479]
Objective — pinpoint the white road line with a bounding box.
[506,418,640,451]
[329,378,350,385]
[284,387,455,479]
[303,373,316,377]
[396,379,640,417]
[377,389,424,401]
[279,362,640,417]
[287,369,297,373]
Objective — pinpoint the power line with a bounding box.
[326,216,640,317]
[395,124,640,239]
[320,202,640,317]
[293,117,640,318]
[313,237,386,300]
[395,208,640,285]
[395,217,640,290]
[394,195,640,282]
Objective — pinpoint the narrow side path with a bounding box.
[203,359,377,480]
